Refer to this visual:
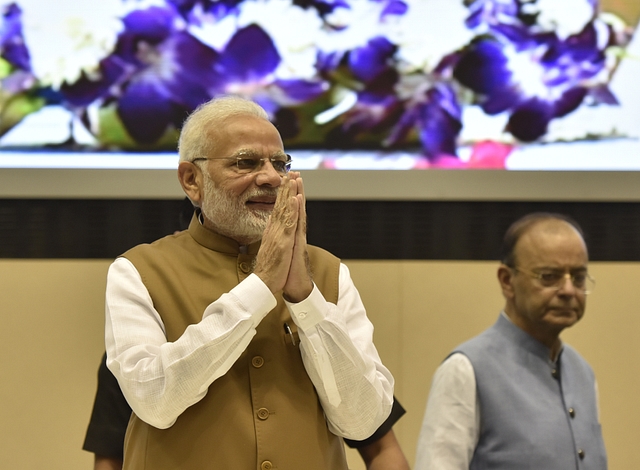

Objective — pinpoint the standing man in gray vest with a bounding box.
[104,95,395,470]
[415,212,607,470]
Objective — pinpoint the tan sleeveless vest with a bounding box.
[120,216,348,470]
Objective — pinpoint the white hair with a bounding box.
[178,95,270,163]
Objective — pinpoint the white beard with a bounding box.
[200,174,275,244]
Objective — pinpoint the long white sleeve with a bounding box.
[105,258,393,439]
[415,353,480,470]
[105,257,276,429]
[286,263,394,440]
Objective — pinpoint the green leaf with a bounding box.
[0,93,46,137]
[93,104,180,150]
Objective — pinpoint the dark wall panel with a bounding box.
[0,199,638,260]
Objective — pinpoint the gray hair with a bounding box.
[178,95,270,163]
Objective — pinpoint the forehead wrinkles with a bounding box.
[210,118,283,157]
[201,116,245,157]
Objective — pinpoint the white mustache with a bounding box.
[243,189,278,202]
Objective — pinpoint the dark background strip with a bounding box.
[1,199,638,260]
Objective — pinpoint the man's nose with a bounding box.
[557,273,577,294]
[255,160,283,186]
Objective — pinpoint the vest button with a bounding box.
[257,408,270,420]
[252,356,264,368]
[239,262,251,273]
[568,407,576,418]
[578,449,585,460]
[261,461,273,470]
[551,368,559,379]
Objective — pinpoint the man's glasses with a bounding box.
[192,154,292,175]
[512,267,595,294]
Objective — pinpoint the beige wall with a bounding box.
[1,259,638,469]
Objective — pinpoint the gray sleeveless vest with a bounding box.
[455,314,607,470]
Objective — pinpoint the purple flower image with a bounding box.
[0,3,43,137]
[387,82,462,158]
[453,0,625,142]
[0,0,635,168]
[206,24,327,116]
[0,3,30,72]
[58,1,330,146]
[59,4,219,145]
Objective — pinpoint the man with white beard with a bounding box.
[104,95,395,470]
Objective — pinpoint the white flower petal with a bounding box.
[534,0,595,39]
[395,0,473,73]
[236,0,323,79]
[19,0,124,88]
[317,0,403,55]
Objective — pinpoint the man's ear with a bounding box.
[178,161,203,206]
[497,264,515,299]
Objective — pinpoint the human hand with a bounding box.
[283,173,313,303]
[253,175,299,293]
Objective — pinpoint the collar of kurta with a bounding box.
[188,212,262,256]
[496,312,564,365]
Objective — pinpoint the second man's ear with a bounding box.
[497,264,516,299]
